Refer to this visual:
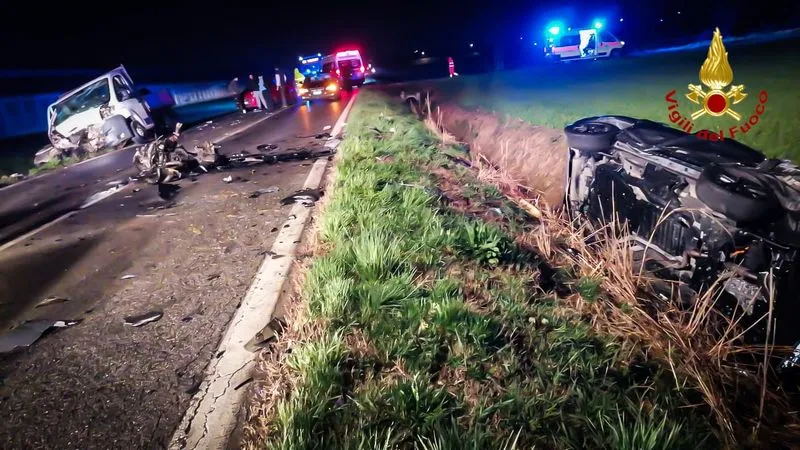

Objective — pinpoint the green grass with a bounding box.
[431,39,800,161]
[245,90,722,449]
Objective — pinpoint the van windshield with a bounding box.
[52,78,111,127]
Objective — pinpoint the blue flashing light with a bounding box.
[548,26,561,35]
[317,53,321,56]
[593,19,605,29]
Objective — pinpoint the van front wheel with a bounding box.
[130,119,152,144]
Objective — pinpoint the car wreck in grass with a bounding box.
[563,115,800,371]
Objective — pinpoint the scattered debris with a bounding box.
[0,320,80,353]
[181,316,193,323]
[35,296,70,308]
[206,273,221,281]
[223,175,233,183]
[256,144,278,152]
[234,377,254,390]
[136,214,159,218]
[120,274,136,280]
[123,310,163,327]
[280,188,323,206]
[270,227,278,232]
[180,374,202,395]
[322,125,332,131]
[244,317,287,351]
[248,186,280,198]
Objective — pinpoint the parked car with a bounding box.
[563,116,800,369]
[47,66,154,152]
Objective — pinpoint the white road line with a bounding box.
[169,93,357,450]
[0,211,76,254]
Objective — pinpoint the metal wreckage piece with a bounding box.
[133,123,336,184]
[133,123,228,184]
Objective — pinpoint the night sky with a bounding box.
[0,0,795,89]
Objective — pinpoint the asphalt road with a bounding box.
[0,93,349,449]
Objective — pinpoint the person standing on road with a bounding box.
[256,75,271,112]
[448,57,457,77]
[245,74,266,111]
[274,68,287,108]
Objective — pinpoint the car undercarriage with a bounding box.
[564,116,800,370]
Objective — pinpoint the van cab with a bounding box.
[47,66,155,150]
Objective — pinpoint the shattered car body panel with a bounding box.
[564,116,800,351]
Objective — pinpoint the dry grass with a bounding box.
[464,144,799,446]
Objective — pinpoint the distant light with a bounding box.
[533,42,538,46]
[298,56,302,61]
[621,41,625,46]
[548,26,560,35]
[594,20,604,29]
[567,27,572,31]
[469,43,474,47]
[660,18,664,22]
[520,36,523,40]
[421,51,425,55]
[619,17,623,22]
[414,49,419,53]
[317,52,321,56]
[677,11,681,14]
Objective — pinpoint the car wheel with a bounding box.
[564,121,619,152]
[696,164,779,223]
[130,119,151,144]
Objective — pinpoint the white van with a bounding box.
[46,66,155,150]
[545,29,625,61]
[322,50,366,87]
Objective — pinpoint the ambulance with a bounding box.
[544,21,625,61]
[321,49,366,87]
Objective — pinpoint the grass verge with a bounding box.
[430,38,800,162]
[242,90,799,449]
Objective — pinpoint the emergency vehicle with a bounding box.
[298,54,323,77]
[544,22,624,61]
[322,50,366,87]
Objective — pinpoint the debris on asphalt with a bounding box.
[323,125,332,131]
[136,214,159,218]
[256,144,278,152]
[120,274,136,280]
[223,175,233,183]
[270,227,278,232]
[206,273,221,281]
[280,188,323,206]
[181,316,193,323]
[35,296,70,308]
[0,320,81,353]
[248,186,280,198]
[123,310,163,327]
[180,375,202,394]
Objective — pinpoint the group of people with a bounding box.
[229,70,288,113]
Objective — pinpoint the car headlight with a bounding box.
[325,84,338,92]
[99,104,113,119]
[299,88,309,95]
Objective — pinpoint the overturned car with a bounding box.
[564,116,800,352]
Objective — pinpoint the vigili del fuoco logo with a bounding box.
[664,28,768,141]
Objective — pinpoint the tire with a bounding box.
[696,164,779,222]
[564,121,619,152]
[130,119,151,144]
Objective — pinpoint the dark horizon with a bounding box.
[0,0,796,94]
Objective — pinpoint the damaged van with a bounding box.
[46,66,154,154]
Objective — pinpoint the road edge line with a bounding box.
[168,93,357,450]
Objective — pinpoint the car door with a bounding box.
[112,74,151,126]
